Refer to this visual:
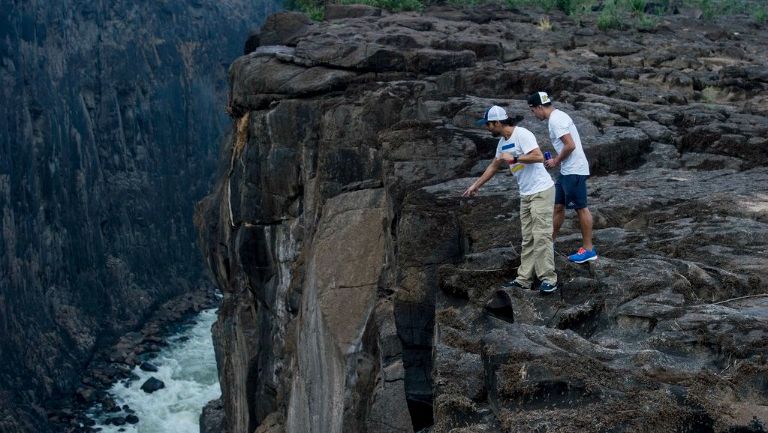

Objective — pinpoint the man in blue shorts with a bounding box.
[528,91,597,263]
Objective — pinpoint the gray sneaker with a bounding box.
[502,280,528,290]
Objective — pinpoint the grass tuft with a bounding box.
[537,15,553,30]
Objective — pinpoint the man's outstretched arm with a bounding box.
[463,158,503,197]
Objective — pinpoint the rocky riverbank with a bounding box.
[196,4,768,433]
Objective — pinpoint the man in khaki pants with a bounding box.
[462,105,558,294]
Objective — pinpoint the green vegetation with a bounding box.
[505,0,594,15]
[286,0,765,30]
[443,0,500,7]
[339,0,424,12]
[635,13,657,30]
[627,0,645,15]
[284,0,326,20]
[285,0,424,17]
[684,0,754,19]
[754,5,767,25]
[597,0,624,30]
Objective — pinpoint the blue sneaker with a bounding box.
[568,247,597,264]
[539,281,558,294]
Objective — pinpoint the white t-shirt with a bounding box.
[548,109,590,176]
[495,127,554,196]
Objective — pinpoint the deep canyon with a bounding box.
[0,1,278,431]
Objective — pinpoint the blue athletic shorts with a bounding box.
[555,174,589,209]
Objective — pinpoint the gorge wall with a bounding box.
[0,1,279,432]
[196,4,768,433]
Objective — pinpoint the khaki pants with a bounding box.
[516,186,556,287]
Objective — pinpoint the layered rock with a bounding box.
[197,5,768,433]
[0,1,279,431]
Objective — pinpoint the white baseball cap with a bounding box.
[476,105,508,126]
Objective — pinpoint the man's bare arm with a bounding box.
[545,133,576,168]
[462,158,503,197]
[500,147,545,164]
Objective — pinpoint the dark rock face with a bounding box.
[200,398,227,433]
[197,4,768,433]
[0,0,279,431]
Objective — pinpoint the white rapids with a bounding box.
[88,308,221,433]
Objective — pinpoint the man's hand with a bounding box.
[499,152,517,163]
[462,184,479,197]
[544,158,559,168]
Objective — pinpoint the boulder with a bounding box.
[200,399,226,433]
[106,416,126,426]
[259,12,313,46]
[139,362,158,372]
[140,377,165,394]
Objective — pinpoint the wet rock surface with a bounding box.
[140,377,165,394]
[196,4,768,433]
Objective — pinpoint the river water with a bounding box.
[88,308,220,433]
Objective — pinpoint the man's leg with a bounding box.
[571,175,593,251]
[575,207,594,250]
[553,204,565,242]
[531,187,557,285]
[553,177,566,242]
[515,194,534,288]
[567,176,598,263]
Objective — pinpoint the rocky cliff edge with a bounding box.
[196,5,768,433]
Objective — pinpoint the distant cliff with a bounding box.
[197,4,768,433]
[0,1,279,431]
